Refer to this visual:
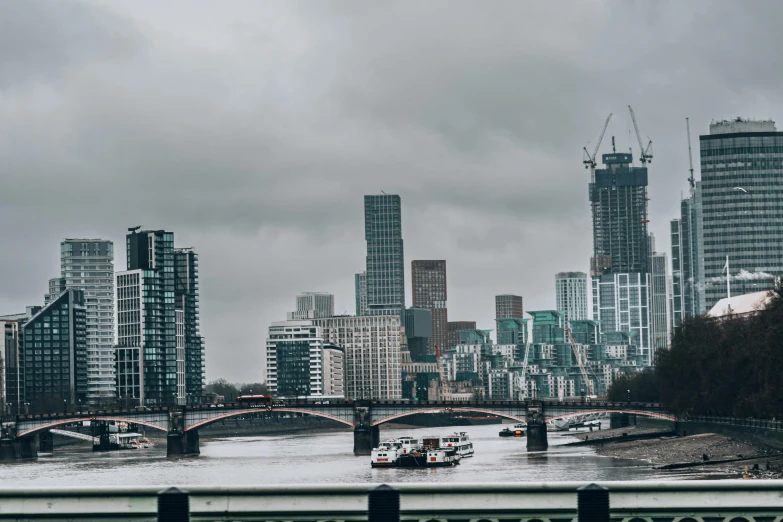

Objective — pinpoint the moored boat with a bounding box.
[440,432,474,458]
[499,424,526,437]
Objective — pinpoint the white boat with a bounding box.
[440,432,474,458]
[371,442,400,468]
[424,448,459,467]
[397,436,423,455]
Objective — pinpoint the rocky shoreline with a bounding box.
[573,426,783,479]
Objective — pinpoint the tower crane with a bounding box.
[686,117,695,192]
[628,105,653,165]
[582,113,613,182]
[565,327,594,396]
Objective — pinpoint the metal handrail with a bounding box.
[2,481,783,521]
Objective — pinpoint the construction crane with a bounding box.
[686,117,695,192]
[565,328,594,396]
[582,113,612,182]
[628,105,653,165]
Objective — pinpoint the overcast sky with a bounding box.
[1,0,781,382]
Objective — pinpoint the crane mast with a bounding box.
[628,105,653,165]
[583,113,613,182]
[565,328,594,396]
[686,117,695,192]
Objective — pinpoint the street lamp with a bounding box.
[627,389,631,403]
[63,399,67,413]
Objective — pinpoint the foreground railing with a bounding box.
[1,481,783,521]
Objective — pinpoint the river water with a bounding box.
[0,424,703,486]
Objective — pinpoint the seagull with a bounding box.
[733,187,748,193]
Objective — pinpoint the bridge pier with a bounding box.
[167,430,200,457]
[527,401,548,452]
[39,430,54,453]
[353,425,379,456]
[0,435,38,461]
[91,421,111,452]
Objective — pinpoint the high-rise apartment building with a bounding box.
[44,277,66,305]
[364,195,405,316]
[116,229,179,406]
[411,260,447,354]
[670,184,705,328]
[447,321,476,350]
[403,307,432,361]
[265,321,343,398]
[699,119,783,311]
[495,295,524,320]
[60,239,116,404]
[649,245,670,363]
[589,152,652,363]
[555,272,588,323]
[314,315,402,399]
[22,290,88,410]
[174,248,205,400]
[288,292,335,320]
[354,271,367,316]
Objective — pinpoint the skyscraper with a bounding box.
[116,229,179,406]
[670,183,705,329]
[555,272,588,323]
[174,248,205,401]
[589,152,652,364]
[648,235,670,363]
[699,119,783,311]
[364,195,405,316]
[288,292,335,320]
[411,260,447,354]
[354,271,367,316]
[60,239,116,404]
[495,295,524,320]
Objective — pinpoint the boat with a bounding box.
[440,432,474,458]
[371,435,463,468]
[138,437,154,448]
[499,424,526,437]
[371,444,400,468]
[397,436,423,455]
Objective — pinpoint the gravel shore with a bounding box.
[576,427,783,478]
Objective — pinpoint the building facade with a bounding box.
[592,273,652,364]
[314,315,402,399]
[495,295,524,321]
[670,184,705,329]
[322,345,345,397]
[555,272,589,323]
[174,248,205,400]
[699,119,783,311]
[364,195,405,316]
[22,290,88,410]
[116,229,179,406]
[403,307,433,361]
[649,251,669,363]
[447,321,477,350]
[354,271,367,316]
[288,292,335,320]
[411,260,447,355]
[60,239,116,404]
[266,321,325,397]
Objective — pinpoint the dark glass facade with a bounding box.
[174,249,204,399]
[447,321,476,350]
[124,229,177,405]
[411,260,447,354]
[364,195,405,316]
[22,290,87,410]
[275,340,312,397]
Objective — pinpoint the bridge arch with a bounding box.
[544,409,676,423]
[16,416,169,438]
[371,407,527,427]
[184,408,355,431]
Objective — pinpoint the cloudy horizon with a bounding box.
[2,0,781,382]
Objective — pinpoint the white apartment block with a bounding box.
[555,272,589,324]
[287,293,335,321]
[314,315,402,399]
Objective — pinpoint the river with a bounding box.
[0,423,708,485]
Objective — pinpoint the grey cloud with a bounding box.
[2,0,783,380]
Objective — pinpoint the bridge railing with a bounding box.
[1,481,782,521]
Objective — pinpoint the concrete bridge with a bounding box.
[0,399,674,460]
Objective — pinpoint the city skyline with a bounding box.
[4,2,783,382]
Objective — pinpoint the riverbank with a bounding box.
[574,426,783,478]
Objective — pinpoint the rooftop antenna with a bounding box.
[686,117,695,192]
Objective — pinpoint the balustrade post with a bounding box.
[577,483,609,522]
[158,487,189,522]
[369,484,400,522]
